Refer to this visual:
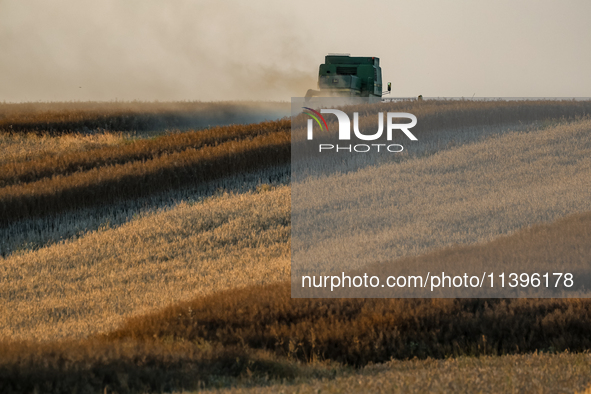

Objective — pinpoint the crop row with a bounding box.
[0,118,290,187]
[2,100,589,226]
[0,131,290,225]
[5,100,590,189]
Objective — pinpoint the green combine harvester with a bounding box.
[305,53,391,99]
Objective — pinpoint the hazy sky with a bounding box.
[1,0,590,102]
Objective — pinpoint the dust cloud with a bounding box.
[0,0,317,102]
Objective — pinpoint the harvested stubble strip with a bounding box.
[0,101,289,134]
[0,119,291,187]
[0,111,175,134]
[0,131,290,225]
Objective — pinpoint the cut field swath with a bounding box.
[0,101,289,135]
[0,131,290,225]
[2,100,590,226]
[0,119,290,187]
[211,352,591,394]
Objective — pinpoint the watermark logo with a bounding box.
[303,108,418,153]
[303,107,329,134]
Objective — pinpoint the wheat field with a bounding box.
[1,100,591,392]
[2,116,591,340]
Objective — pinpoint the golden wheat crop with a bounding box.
[0,186,291,341]
[0,121,542,257]
[0,339,321,394]
[292,98,591,133]
[2,203,591,392]
[111,208,591,364]
[1,100,587,251]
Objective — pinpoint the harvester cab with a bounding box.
[305,54,391,100]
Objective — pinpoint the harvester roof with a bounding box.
[324,54,379,67]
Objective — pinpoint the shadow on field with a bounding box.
[2,288,591,393]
